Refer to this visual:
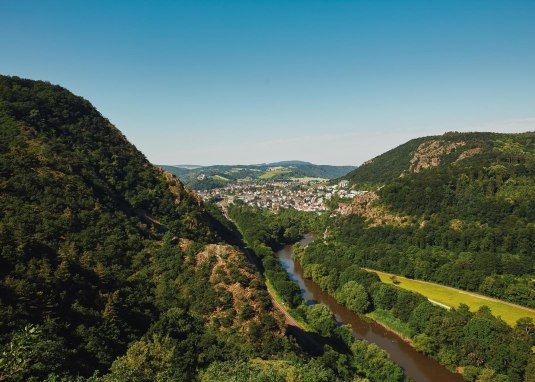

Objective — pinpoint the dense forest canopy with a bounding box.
[312,131,535,381]
[0,75,340,381]
[335,131,535,307]
[228,202,535,382]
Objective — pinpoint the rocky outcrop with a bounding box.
[196,244,285,334]
[339,191,410,226]
[456,147,482,162]
[409,140,466,173]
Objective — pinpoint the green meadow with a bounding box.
[367,268,535,327]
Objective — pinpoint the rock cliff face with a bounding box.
[455,147,482,162]
[339,191,410,226]
[408,140,466,173]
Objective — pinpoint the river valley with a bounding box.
[276,235,465,382]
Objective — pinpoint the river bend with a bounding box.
[276,235,464,382]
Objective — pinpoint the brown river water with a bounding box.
[276,235,464,382]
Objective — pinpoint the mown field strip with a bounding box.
[364,268,535,326]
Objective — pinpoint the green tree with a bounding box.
[0,325,64,382]
[305,304,338,337]
[104,335,188,382]
[337,281,370,314]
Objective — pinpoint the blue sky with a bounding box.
[1,1,534,165]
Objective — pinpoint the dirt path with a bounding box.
[364,268,535,314]
[267,288,302,328]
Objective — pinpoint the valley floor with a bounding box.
[364,268,535,326]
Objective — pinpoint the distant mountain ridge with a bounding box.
[159,161,355,190]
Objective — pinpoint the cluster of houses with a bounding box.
[198,180,367,212]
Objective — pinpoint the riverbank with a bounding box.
[365,309,414,341]
[276,237,464,382]
[265,278,310,330]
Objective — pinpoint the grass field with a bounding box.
[366,309,414,339]
[211,174,229,181]
[365,268,535,327]
[259,169,291,179]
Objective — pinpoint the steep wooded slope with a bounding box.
[336,131,535,307]
[0,76,293,381]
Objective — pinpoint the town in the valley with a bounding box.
[198,180,367,212]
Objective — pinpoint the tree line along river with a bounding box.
[275,235,464,382]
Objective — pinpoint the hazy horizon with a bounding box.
[157,126,535,167]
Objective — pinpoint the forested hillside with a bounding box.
[301,131,535,381]
[342,131,532,185]
[228,204,408,382]
[335,131,535,308]
[0,76,335,381]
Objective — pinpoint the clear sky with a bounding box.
[1,1,534,165]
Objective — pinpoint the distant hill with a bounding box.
[158,164,193,176]
[172,164,205,169]
[159,161,355,189]
[340,131,534,186]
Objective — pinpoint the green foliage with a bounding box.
[0,75,234,375]
[199,358,338,382]
[0,325,64,382]
[463,365,481,381]
[227,200,410,381]
[365,309,414,339]
[334,132,535,309]
[103,335,186,382]
[341,135,430,185]
[413,334,436,356]
[299,236,532,380]
[336,281,370,314]
[371,283,398,311]
[0,76,297,381]
[350,341,405,382]
[228,203,317,251]
[228,203,317,308]
[303,304,338,337]
[392,290,426,322]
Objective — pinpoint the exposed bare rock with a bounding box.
[195,244,285,334]
[456,147,482,162]
[339,191,378,216]
[339,191,410,226]
[409,140,466,173]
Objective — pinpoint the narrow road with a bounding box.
[267,288,302,328]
